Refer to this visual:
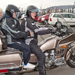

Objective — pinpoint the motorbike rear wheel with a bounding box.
[66,49,75,68]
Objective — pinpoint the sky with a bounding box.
[0,0,75,11]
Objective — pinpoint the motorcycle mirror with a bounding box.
[56,19,62,29]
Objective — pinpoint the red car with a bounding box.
[35,14,49,25]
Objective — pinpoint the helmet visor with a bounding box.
[30,9,40,13]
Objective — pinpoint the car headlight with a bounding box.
[41,18,45,21]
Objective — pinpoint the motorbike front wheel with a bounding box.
[66,49,75,68]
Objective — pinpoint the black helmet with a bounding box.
[5,4,20,17]
[26,5,39,17]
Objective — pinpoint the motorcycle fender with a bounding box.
[64,45,75,61]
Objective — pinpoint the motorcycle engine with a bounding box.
[44,50,65,68]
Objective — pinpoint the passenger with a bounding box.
[1,4,35,69]
[20,5,55,75]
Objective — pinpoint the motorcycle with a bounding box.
[0,21,75,75]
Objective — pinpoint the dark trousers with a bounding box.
[8,41,30,64]
[30,42,46,75]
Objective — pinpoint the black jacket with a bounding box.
[2,17,30,43]
[21,17,53,44]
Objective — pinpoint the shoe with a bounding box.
[24,63,36,69]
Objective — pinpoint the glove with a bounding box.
[29,30,33,36]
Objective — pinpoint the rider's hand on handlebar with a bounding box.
[29,31,33,36]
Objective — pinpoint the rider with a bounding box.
[1,4,35,69]
[0,8,3,28]
[20,5,55,75]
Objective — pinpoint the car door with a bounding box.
[61,14,70,26]
[68,14,75,26]
[53,14,66,25]
[52,14,64,25]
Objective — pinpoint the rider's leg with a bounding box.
[30,42,46,75]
